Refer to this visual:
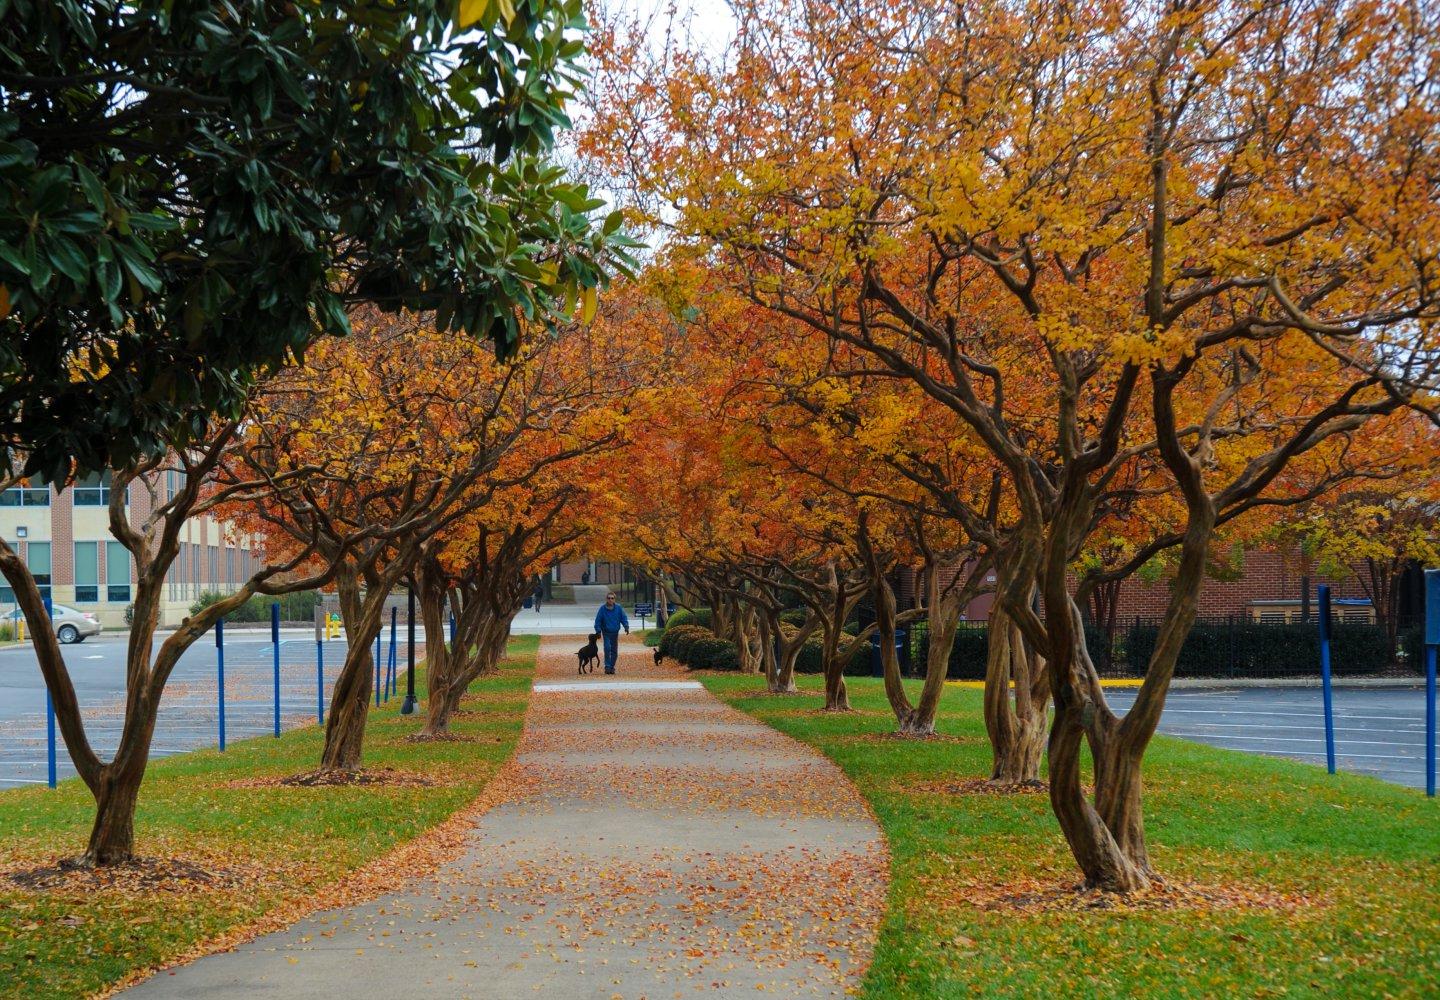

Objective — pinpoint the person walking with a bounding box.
[594,591,629,675]
[532,579,544,613]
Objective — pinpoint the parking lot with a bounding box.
[1106,685,1432,790]
[0,632,390,788]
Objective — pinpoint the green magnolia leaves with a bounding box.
[0,0,633,481]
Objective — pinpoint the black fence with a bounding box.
[908,614,1427,681]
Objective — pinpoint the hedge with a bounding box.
[659,623,741,671]
[189,589,322,624]
[914,622,1110,680]
[665,607,713,631]
[780,622,866,676]
[1125,618,1398,678]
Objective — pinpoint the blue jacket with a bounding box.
[595,603,629,634]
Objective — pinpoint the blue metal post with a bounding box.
[316,640,324,724]
[389,606,398,699]
[1424,569,1439,798]
[375,631,382,708]
[1422,645,1434,801]
[43,595,55,787]
[271,602,281,737]
[216,618,226,751]
[449,613,456,649]
[45,688,56,789]
[1317,584,1336,775]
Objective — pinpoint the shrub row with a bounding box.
[189,589,323,624]
[913,617,1413,680]
[779,622,867,676]
[1125,619,1399,678]
[665,607,713,631]
[659,623,740,671]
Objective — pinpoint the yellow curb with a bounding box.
[946,678,1145,689]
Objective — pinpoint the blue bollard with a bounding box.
[216,618,226,751]
[449,613,456,649]
[272,602,281,737]
[316,640,324,725]
[1317,585,1336,775]
[375,631,382,708]
[45,688,56,789]
[1422,645,1434,801]
[389,607,398,699]
[43,595,55,787]
[1424,569,1439,798]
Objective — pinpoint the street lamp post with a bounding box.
[401,586,418,714]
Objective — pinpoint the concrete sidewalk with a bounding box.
[122,637,888,998]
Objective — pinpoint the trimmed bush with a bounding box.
[779,622,865,675]
[1126,618,1396,678]
[686,634,739,670]
[665,607,713,631]
[660,624,712,664]
[189,589,322,624]
[659,623,741,671]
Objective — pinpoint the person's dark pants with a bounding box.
[603,630,620,673]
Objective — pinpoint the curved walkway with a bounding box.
[123,637,888,998]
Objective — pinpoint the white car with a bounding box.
[2,604,103,644]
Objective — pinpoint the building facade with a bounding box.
[0,472,259,628]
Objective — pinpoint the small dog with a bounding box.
[653,647,664,666]
[577,632,601,674]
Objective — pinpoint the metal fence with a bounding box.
[906,614,1426,681]
[0,607,425,789]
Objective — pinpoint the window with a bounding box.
[225,546,235,586]
[1,476,50,507]
[191,542,201,599]
[106,541,130,602]
[73,470,112,506]
[208,545,218,588]
[74,542,98,602]
[166,470,177,502]
[28,542,51,602]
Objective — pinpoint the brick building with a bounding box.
[0,472,259,628]
[909,547,1404,625]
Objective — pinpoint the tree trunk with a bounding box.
[318,566,383,771]
[766,612,803,693]
[822,654,850,711]
[417,564,453,737]
[897,569,960,737]
[82,763,146,866]
[983,609,1048,785]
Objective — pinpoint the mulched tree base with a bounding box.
[225,768,438,789]
[401,732,488,744]
[963,878,1321,914]
[6,856,251,894]
[909,777,1054,795]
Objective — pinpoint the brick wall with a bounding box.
[929,547,1372,622]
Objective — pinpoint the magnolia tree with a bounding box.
[0,0,630,866]
[590,0,1440,891]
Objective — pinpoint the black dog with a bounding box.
[653,647,664,666]
[577,632,601,674]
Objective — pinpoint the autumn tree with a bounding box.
[221,310,608,773]
[589,0,1440,892]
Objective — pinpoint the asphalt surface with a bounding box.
[0,632,375,788]
[1105,685,1434,790]
[0,603,638,789]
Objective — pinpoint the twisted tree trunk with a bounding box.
[319,565,384,772]
[983,606,1048,785]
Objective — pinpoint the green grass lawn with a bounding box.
[702,672,1440,999]
[0,635,537,1000]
